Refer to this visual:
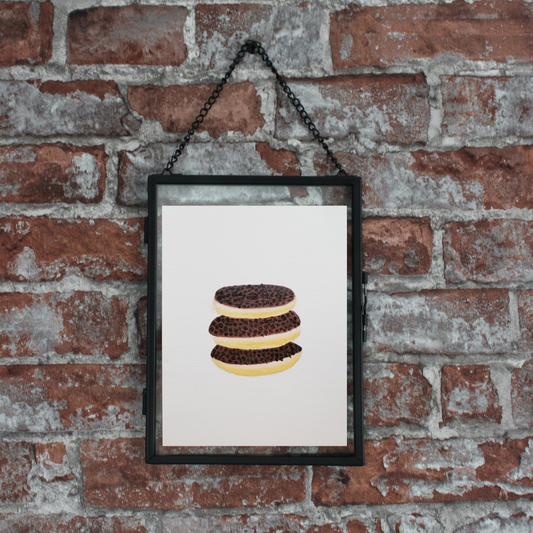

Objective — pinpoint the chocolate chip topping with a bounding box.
[215,284,295,310]
[211,342,302,365]
[209,311,301,338]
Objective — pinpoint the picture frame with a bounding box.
[145,174,365,465]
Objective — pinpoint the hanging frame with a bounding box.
[145,174,365,465]
[144,39,365,465]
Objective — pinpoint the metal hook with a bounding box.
[245,40,261,54]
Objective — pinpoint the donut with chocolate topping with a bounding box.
[209,311,301,350]
[214,284,296,318]
[211,342,302,376]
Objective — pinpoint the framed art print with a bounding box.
[144,175,365,465]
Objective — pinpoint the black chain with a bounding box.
[162,40,346,176]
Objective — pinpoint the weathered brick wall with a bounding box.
[1,0,532,531]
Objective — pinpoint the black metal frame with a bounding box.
[145,174,364,465]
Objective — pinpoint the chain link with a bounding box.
[162,40,346,176]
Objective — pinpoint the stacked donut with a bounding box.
[209,284,302,376]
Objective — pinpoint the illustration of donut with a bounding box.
[213,284,296,318]
[209,284,301,376]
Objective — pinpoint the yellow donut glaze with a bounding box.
[211,327,300,350]
[212,351,301,376]
[214,298,296,318]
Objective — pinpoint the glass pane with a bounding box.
[152,182,356,457]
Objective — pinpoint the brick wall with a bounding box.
[1,0,532,531]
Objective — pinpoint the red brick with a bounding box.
[363,217,432,275]
[312,438,399,506]
[519,291,533,350]
[316,146,533,210]
[0,441,32,503]
[0,2,53,67]
[0,217,146,282]
[68,5,187,66]
[34,442,73,482]
[512,360,533,427]
[331,0,533,69]
[364,363,431,427]
[0,144,106,204]
[81,437,306,510]
[444,219,533,283]
[307,522,382,533]
[312,436,533,505]
[442,365,502,425]
[0,364,144,431]
[387,515,444,533]
[349,523,383,533]
[195,4,325,71]
[454,514,533,533]
[255,143,301,176]
[0,515,146,533]
[118,142,300,206]
[0,292,128,359]
[442,76,533,138]
[476,439,530,482]
[128,82,264,138]
[0,80,136,137]
[366,289,513,355]
[275,75,429,144]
